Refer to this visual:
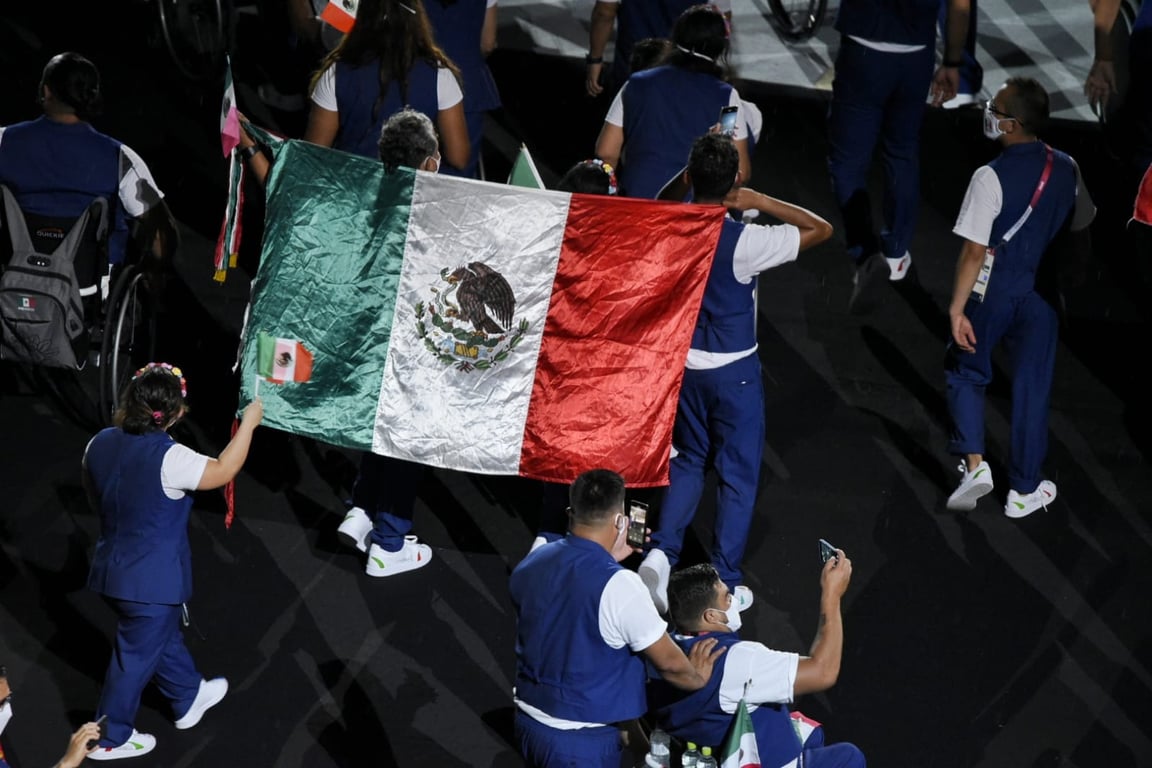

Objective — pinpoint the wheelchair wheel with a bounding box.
[157,0,227,82]
[767,0,828,42]
[99,266,157,423]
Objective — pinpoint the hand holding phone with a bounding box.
[87,714,108,750]
[626,500,648,548]
[819,538,840,564]
[719,105,739,136]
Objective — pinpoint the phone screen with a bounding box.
[819,538,838,563]
[719,106,739,136]
[627,501,648,548]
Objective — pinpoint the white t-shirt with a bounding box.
[83,437,209,500]
[515,569,668,729]
[310,64,464,112]
[605,84,748,141]
[714,641,799,712]
[685,218,801,370]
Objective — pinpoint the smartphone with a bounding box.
[819,538,839,564]
[626,500,648,548]
[88,714,108,750]
[719,105,739,136]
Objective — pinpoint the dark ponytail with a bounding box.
[40,52,104,121]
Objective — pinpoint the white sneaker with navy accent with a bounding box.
[638,548,671,615]
[886,251,912,281]
[946,460,994,511]
[86,730,157,761]
[1005,480,1057,519]
[366,537,432,577]
[337,506,373,553]
[174,677,228,729]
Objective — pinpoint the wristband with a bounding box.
[239,145,260,161]
[585,54,603,65]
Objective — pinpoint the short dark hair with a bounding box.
[556,160,616,195]
[40,52,103,120]
[1002,77,1049,135]
[114,365,187,435]
[378,108,439,172]
[569,469,626,525]
[667,5,730,77]
[630,37,672,73]
[687,132,739,201]
[668,563,722,631]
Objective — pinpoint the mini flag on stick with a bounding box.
[320,0,358,33]
[720,698,762,768]
[257,331,314,383]
[220,56,240,157]
[224,416,239,528]
[506,143,545,189]
[214,149,245,282]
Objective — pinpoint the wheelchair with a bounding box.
[0,184,158,428]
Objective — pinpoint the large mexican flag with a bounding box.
[237,135,724,486]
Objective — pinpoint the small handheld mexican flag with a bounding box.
[320,0,358,33]
[257,331,314,383]
[720,698,761,768]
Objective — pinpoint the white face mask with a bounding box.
[0,700,13,737]
[709,605,741,632]
[983,103,1015,141]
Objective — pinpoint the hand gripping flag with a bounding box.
[720,697,762,768]
[235,126,724,486]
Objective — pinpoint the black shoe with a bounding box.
[849,252,888,314]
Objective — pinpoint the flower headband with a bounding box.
[585,158,618,195]
[133,362,188,399]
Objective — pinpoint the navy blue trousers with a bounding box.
[827,38,935,264]
[514,709,621,768]
[652,353,764,590]
[946,291,1057,493]
[352,453,427,551]
[96,599,201,746]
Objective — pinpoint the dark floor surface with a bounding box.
[1,4,1151,768]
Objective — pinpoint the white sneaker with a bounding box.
[946,460,994,511]
[733,585,754,612]
[886,251,912,281]
[337,506,373,553]
[174,677,228,729]
[366,537,432,577]
[87,730,157,761]
[1005,480,1057,519]
[638,548,671,614]
[941,92,978,110]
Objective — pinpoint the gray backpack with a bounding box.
[0,185,108,369]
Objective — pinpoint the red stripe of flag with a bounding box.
[519,195,723,486]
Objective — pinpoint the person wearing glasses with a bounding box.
[0,667,103,768]
[944,78,1095,518]
[83,365,263,759]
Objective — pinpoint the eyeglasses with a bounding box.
[984,101,1019,122]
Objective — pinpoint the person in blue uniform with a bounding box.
[509,469,723,768]
[584,0,705,97]
[303,0,470,171]
[638,133,832,614]
[0,52,176,290]
[425,0,501,178]
[944,78,1096,518]
[827,0,971,313]
[594,4,751,199]
[651,559,863,768]
[83,364,263,760]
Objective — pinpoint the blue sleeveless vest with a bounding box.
[333,58,440,158]
[652,632,802,768]
[983,142,1078,300]
[621,65,734,199]
[691,218,756,354]
[424,0,501,112]
[86,429,196,604]
[510,536,648,724]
